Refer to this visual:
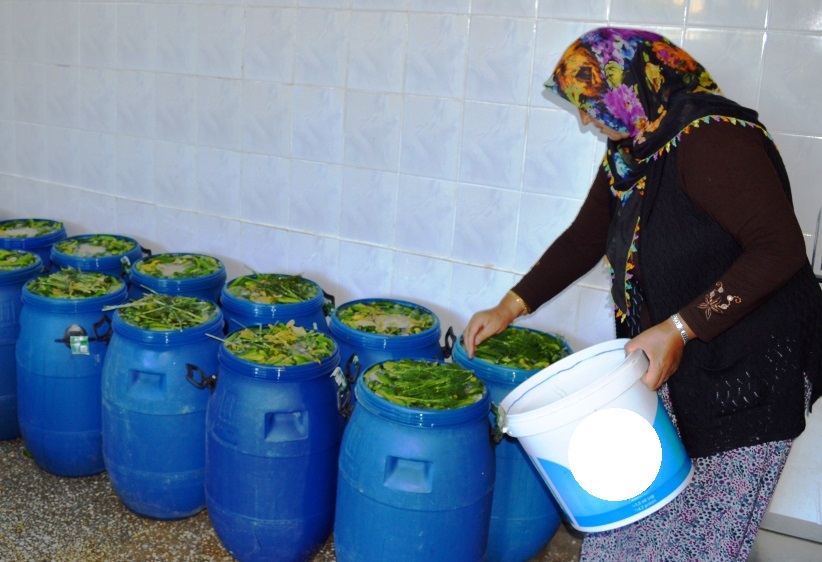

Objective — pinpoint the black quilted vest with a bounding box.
[615,125,822,458]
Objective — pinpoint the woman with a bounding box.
[463,28,822,560]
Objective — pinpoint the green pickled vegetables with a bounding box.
[0,249,39,271]
[135,253,222,279]
[224,321,335,366]
[54,234,137,258]
[26,268,123,299]
[337,300,435,336]
[105,294,218,331]
[0,218,63,238]
[365,359,485,410]
[226,274,318,304]
[472,327,569,370]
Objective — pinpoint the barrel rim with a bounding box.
[0,251,44,283]
[51,233,143,270]
[328,297,442,350]
[220,274,326,317]
[129,252,227,291]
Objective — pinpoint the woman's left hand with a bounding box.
[625,317,692,391]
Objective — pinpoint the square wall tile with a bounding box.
[390,252,454,313]
[155,3,198,75]
[347,11,407,93]
[80,2,117,68]
[400,95,463,182]
[287,232,340,295]
[336,241,394,299]
[289,160,342,236]
[0,62,12,121]
[682,28,764,113]
[0,122,14,175]
[42,2,79,66]
[523,107,600,198]
[459,101,527,190]
[686,0,767,29]
[241,153,291,227]
[197,5,245,79]
[13,63,46,124]
[609,0,687,26]
[343,90,402,171]
[448,263,517,327]
[195,147,242,218]
[452,184,520,268]
[409,0,470,14]
[116,70,155,138]
[465,16,536,105]
[514,192,584,272]
[155,74,197,144]
[45,66,80,129]
[46,127,82,187]
[10,1,44,64]
[116,136,155,202]
[472,0,536,17]
[196,77,243,151]
[759,32,822,136]
[394,175,457,258]
[78,131,116,195]
[154,141,197,210]
[340,167,398,246]
[244,7,296,82]
[405,13,470,98]
[14,123,46,180]
[292,86,345,164]
[116,3,156,71]
[294,9,350,88]
[768,0,822,31]
[80,68,117,133]
[538,0,609,21]
[152,207,200,254]
[242,81,292,157]
[237,223,291,278]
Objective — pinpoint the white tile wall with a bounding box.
[1,0,821,352]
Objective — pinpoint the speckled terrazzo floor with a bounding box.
[0,437,583,562]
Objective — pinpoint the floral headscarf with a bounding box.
[545,28,759,326]
[546,27,720,150]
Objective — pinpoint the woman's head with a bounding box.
[547,28,720,142]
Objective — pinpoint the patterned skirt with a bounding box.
[580,385,793,562]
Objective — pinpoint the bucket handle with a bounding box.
[441,326,456,359]
[186,363,216,392]
[490,403,505,445]
[53,315,113,348]
[322,290,335,318]
[332,366,354,419]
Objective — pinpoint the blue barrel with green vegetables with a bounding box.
[129,252,226,304]
[220,273,332,335]
[51,234,144,279]
[102,294,223,519]
[16,270,127,476]
[0,250,43,440]
[0,218,66,271]
[205,323,344,562]
[334,359,494,561]
[452,326,571,562]
[328,298,445,381]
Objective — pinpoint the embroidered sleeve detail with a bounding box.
[697,281,742,320]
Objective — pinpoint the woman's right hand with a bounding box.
[462,293,526,358]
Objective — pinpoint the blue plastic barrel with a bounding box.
[328,298,445,379]
[129,253,226,303]
[205,327,344,562]
[0,251,44,440]
[334,366,495,561]
[16,273,127,476]
[451,327,570,562]
[220,273,332,335]
[0,218,66,271]
[101,297,224,519]
[51,234,144,279]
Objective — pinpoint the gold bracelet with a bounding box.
[507,290,531,315]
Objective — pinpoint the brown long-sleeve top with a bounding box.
[512,120,809,342]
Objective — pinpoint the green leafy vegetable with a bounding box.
[224,321,335,366]
[54,234,137,258]
[471,327,569,370]
[226,274,318,304]
[0,249,38,271]
[0,218,63,238]
[364,359,485,410]
[105,294,218,331]
[337,301,435,336]
[27,268,123,299]
[134,253,222,279]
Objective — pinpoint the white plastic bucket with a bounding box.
[499,339,693,533]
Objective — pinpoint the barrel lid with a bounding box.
[0,249,42,273]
